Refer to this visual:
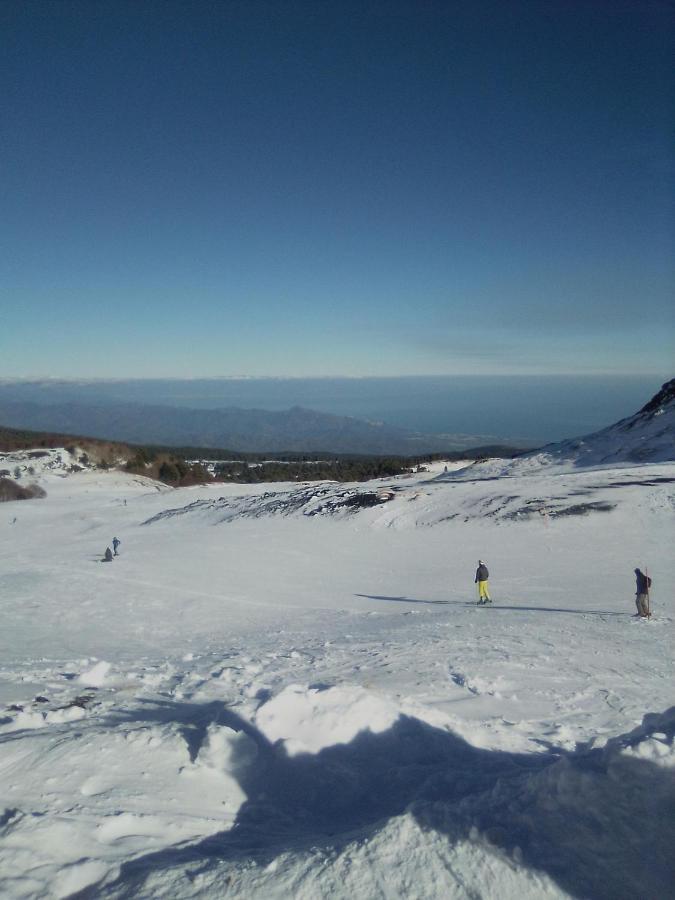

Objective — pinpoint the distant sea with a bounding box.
[3,375,667,445]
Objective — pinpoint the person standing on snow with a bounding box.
[475,560,491,605]
[634,568,651,617]
[112,537,121,556]
[102,547,114,562]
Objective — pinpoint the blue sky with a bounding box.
[1,0,673,378]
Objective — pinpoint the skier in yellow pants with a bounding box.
[475,560,491,605]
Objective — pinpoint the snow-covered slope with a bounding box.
[450,378,675,480]
[0,445,142,484]
[0,448,673,898]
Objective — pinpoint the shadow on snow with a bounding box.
[72,698,675,900]
[357,593,626,617]
[355,592,459,606]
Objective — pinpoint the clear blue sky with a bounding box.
[1,0,673,378]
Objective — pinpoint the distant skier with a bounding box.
[475,560,491,605]
[102,547,114,562]
[112,537,121,556]
[634,568,651,617]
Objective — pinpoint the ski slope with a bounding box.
[0,450,673,899]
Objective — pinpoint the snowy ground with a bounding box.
[0,453,673,899]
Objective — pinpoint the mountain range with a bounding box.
[0,399,508,456]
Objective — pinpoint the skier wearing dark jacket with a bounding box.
[475,560,491,604]
[634,568,651,617]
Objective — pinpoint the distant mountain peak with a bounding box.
[637,378,675,417]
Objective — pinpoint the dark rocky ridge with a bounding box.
[638,378,675,416]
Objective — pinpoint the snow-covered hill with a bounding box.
[555,376,675,466]
[449,378,675,480]
[0,436,673,897]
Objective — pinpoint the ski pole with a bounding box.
[645,566,651,618]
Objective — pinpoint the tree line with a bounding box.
[213,457,411,484]
[0,423,527,488]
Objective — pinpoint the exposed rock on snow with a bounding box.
[139,461,674,527]
[0,446,90,480]
[142,484,395,525]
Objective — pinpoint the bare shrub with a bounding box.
[0,478,47,502]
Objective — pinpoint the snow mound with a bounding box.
[196,722,259,773]
[78,661,111,686]
[255,684,400,755]
[46,700,671,900]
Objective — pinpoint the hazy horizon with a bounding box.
[1,371,671,383]
[0,373,666,444]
